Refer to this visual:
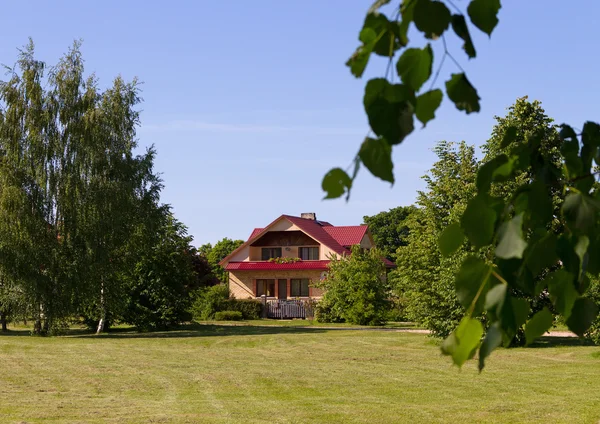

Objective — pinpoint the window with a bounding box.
[291,278,310,297]
[299,247,319,260]
[261,247,282,260]
[256,279,276,297]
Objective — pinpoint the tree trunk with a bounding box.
[96,281,106,334]
[33,302,43,335]
[0,311,7,332]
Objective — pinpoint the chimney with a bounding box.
[301,212,316,221]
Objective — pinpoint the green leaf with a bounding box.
[574,235,590,278]
[347,12,401,77]
[525,233,558,277]
[527,179,553,225]
[467,0,501,36]
[566,297,599,337]
[461,195,496,248]
[396,44,433,92]
[484,282,506,320]
[363,78,415,145]
[346,28,378,78]
[441,317,483,367]
[445,73,481,114]
[476,154,509,193]
[495,213,527,260]
[562,192,600,232]
[451,14,476,58]
[454,256,492,316]
[500,125,518,149]
[358,137,394,183]
[546,270,578,320]
[478,323,502,371]
[438,222,464,257]
[322,168,352,200]
[524,307,553,346]
[413,0,452,39]
[415,89,443,127]
[500,297,529,347]
[367,0,391,14]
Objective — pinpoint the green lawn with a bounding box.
[1,323,598,423]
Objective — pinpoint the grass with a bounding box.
[1,323,599,423]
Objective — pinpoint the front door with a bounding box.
[278,279,287,299]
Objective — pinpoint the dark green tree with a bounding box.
[123,210,202,331]
[200,238,244,283]
[363,206,416,261]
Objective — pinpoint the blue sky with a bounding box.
[2,1,599,245]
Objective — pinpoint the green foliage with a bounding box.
[325,0,502,196]
[393,141,478,337]
[214,311,243,321]
[314,245,390,326]
[332,1,600,369]
[189,285,262,320]
[0,40,164,334]
[363,205,416,261]
[225,299,263,320]
[123,212,201,331]
[200,237,244,283]
[190,284,231,320]
[268,257,301,264]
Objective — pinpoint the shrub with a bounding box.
[225,299,262,320]
[190,284,230,320]
[313,245,390,326]
[214,310,243,321]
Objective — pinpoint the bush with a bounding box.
[189,285,263,321]
[190,284,230,320]
[214,310,243,321]
[313,245,390,326]
[225,299,262,320]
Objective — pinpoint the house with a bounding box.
[219,213,395,300]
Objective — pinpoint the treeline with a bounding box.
[0,42,240,335]
[365,97,600,343]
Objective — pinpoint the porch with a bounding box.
[263,299,315,319]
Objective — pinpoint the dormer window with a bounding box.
[261,247,282,260]
[299,247,319,260]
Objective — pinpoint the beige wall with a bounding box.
[229,246,249,262]
[229,270,325,300]
[360,233,373,249]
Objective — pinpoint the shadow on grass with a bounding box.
[76,323,332,339]
[529,336,596,348]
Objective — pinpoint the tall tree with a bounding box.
[0,41,160,334]
[394,141,478,337]
[123,209,203,330]
[363,206,416,262]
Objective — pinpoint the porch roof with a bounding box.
[225,260,330,271]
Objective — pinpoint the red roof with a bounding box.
[323,225,368,247]
[225,261,330,271]
[220,214,396,269]
[282,215,349,256]
[248,228,263,240]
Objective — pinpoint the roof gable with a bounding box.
[219,215,350,266]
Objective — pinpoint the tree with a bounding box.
[323,1,600,368]
[200,238,244,283]
[0,41,163,334]
[394,141,478,337]
[363,206,416,261]
[314,245,390,326]
[123,210,202,331]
